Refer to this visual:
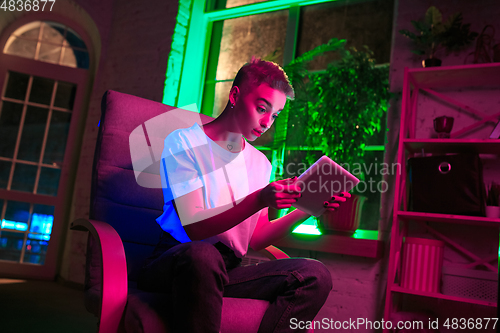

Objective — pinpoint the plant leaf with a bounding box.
[424,6,442,26]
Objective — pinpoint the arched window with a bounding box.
[0,20,90,278]
[4,21,89,69]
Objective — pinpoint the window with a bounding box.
[4,21,89,69]
[168,0,393,233]
[0,20,89,275]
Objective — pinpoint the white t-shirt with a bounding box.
[156,123,272,257]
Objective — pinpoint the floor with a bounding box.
[0,278,96,333]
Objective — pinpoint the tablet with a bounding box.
[291,155,360,217]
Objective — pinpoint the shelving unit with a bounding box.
[383,63,500,330]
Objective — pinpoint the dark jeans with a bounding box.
[137,232,332,333]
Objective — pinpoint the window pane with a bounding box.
[23,239,48,264]
[4,200,30,224]
[29,76,54,106]
[284,150,323,178]
[60,47,77,68]
[4,36,37,59]
[356,150,384,230]
[0,161,11,189]
[37,168,60,196]
[298,0,394,70]
[38,43,62,64]
[286,108,309,147]
[42,111,71,166]
[30,204,53,237]
[5,71,30,101]
[54,81,76,110]
[0,231,24,262]
[0,101,24,158]
[11,163,37,192]
[17,106,49,162]
[41,22,65,45]
[72,49,90,69]
[16,21,41,39]
[65,28,87,50]
[216,10,288,81]
[23,204,53,264]
[213,81,232,117]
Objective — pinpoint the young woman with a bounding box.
[138,58,348,333]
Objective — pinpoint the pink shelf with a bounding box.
[391,285,497,307]
[403,139,500,154]
[408,63,500,89]
[396,211,500,227]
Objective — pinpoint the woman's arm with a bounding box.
[249,192,350,251]
[249,208,310,251]
[177,179,301,240]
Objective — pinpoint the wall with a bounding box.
[59,0,180,283]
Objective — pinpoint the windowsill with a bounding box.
[275,229,384,258]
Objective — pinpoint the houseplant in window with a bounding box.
[399,6,477,67]
[286,43,391,233]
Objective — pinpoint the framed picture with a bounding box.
[490,119,500,139]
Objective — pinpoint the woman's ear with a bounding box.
[229,85,240,106]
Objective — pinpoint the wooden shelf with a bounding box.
[403,139,500,154]
[396,211,500,227]
[408,63,500,89]
[274,232,383,258]
[391,285,497,307]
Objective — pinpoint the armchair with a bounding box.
[71,90,304,333]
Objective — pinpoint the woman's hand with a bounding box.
[323,192,351,211]
[259,177,301,210]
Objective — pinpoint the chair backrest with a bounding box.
[90,90,213,281]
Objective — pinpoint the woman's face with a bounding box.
[232,83,287,141]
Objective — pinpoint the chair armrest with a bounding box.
[260,245,290,260]
[71,218,128,333]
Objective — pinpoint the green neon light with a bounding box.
[205,0,339,20]
[163,0,195,106]
[258,145,386,152]
[292,224,321,235]
[352,229,378,240]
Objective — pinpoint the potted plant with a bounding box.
[283,43,391,233]
[486,182,500,218]
[399,6,478,67]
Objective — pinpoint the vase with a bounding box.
[316,194,366,234]
[485,206,500,218]
[422,58,442,68]
[433,116,454,138]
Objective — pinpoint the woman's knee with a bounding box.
[176,242,227,280]
[297,259,333,292]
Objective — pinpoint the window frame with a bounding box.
[0,16,91,279]
[167,0,389,241]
